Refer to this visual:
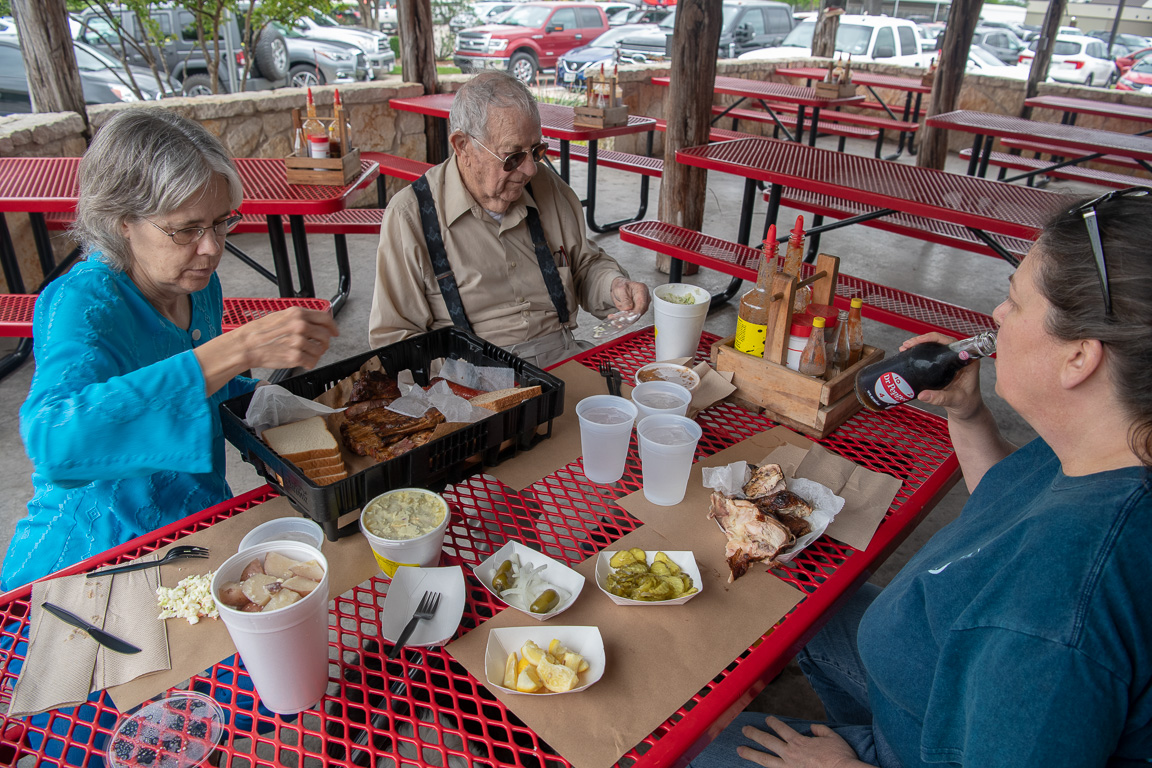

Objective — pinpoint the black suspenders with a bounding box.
[411,176,569,333]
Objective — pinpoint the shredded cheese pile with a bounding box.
[157,572,219,625]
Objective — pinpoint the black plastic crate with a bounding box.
[221,328,565,540]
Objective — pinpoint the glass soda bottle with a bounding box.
[845,297,864,365]
[734,225,778,358]
[854,331,997,411]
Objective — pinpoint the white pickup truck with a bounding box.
[738,14,932,68]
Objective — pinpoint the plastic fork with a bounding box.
[388,591,441,659]
[86,545,210,577]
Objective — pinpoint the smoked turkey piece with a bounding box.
[708,492,794,583]
[742,462,786,499]
[755,490,814,538]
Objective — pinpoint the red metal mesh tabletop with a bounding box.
[677,136,1057,240]
[653,77,865,108]
[776,67,933,95]
[0,332,959,768]
[928,109,1152,160]
[0,294,35,338]
[0,158,80,212]
[1025,95,1152,125]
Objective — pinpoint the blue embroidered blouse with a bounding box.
[3,258,255,590]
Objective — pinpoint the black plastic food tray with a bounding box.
[221,327,565,540]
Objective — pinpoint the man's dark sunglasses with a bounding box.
[471,136,549,172]
[1071,186,1152,316]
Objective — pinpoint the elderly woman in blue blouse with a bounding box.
[2,109,338,590]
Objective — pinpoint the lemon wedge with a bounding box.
[503,652,517,688]
[537,655,578,693]
[516,656,533,675]
[549,639,570,658]
[562,651,586,673]
[521,639,545,665]
[516,665,543,693]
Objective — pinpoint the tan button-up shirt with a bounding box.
[368,156,628,349]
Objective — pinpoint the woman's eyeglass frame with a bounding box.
[144,212,243,245]
[470,136,548,172]
[1071,186,1152,316]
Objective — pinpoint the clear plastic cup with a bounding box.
[630,380,691,423]
[653,283,711,361]
[576,395,637,484]
[212,541,330,715]
[636,414,702,506]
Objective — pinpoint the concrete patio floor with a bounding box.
[0,136,1104,728]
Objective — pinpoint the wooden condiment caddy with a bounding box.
[814,80,858,99]
[710,253,884,438]
[285,107,361,186]
[574,68,628,128]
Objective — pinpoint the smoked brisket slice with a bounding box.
[348,370,401,405]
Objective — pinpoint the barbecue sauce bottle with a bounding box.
[734,225,778,358]
[855,331,997,411]
[783,215,811,312]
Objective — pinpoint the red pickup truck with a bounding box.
[453,2,610,83]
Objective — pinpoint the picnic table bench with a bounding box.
[619,220,996,339]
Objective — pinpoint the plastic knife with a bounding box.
[41,602,142,655]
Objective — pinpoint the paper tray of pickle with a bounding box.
[473,541,585,620]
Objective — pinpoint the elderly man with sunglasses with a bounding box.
[369,71,650,368]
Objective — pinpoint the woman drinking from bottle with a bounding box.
[688,189,1152,767]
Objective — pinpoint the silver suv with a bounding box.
[75,3,288,96]
[617,0,794,63]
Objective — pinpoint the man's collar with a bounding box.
[444,156,538,227]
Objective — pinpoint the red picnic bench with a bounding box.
[619,220,996,339]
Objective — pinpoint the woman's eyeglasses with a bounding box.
[1071,186,1152,316]
[144,213,242,245]
[471,136,548,172]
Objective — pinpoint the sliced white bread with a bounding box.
[295,453,345,472]
[310,468,348,486]
[469,385,542,413]
[264,416,340,463]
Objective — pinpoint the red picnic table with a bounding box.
[651,75,865,147]
[0,328,960,768]
[926,109,1152,181]
[674,135,1054,271]
[0,156,379,316]
[389,93,658,232]
[1024,94,1152,128]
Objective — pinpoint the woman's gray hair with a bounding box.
[1034,192,1152,467]
[449,71,541,142]
[72,108,243,271]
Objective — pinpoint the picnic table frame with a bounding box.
[0,329,960,768]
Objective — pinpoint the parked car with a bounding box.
[285,9,394,74]
[0,36,179,115]
[450,2,520,35]
[975,19,1029,40]
[1087,30,1151,51]
[1115,45,1152,76]
[738,15,930,67]
[274,22,370,87]
[556,23,659,88]
[1019,34,1116,87]
[917,21,945,52]
[378,1,398,32]
[1116,55,1152,92]
[971,26,1027,65]
[608,6,672,26]
[0,17,13,35]
[74,4,288,96]
[966,45,1029,79]
[454,2,610,83]
[617,0,794,63]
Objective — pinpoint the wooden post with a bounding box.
[398,0,446,164]
[915,0,982,171]
[811,2,843,59]
[11,0,89,138]
[656,0,723,274]
[1021,0,1067,120]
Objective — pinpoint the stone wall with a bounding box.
[0,77,425,291]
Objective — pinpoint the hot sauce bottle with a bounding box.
[798,316,828,377]
[734,225,778,358]
[783,215,811,312]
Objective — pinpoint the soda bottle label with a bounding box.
[734,317,768,357]
[874,371,915,405]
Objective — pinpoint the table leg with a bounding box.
[798,106,810,144]
[585,133,653,234]
[736,177,759,246]
[330,233,351,318]
[0,214,25,294]
[976,137,994,178]
[29,213,54,279]
[965,135,985,176]
[264,214,296,298]
[907,93,922,156]
[288,214,316,298]
[560,140,571,183]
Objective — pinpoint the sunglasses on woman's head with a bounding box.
[1070,186,1152,316]
[471,136,548,172]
